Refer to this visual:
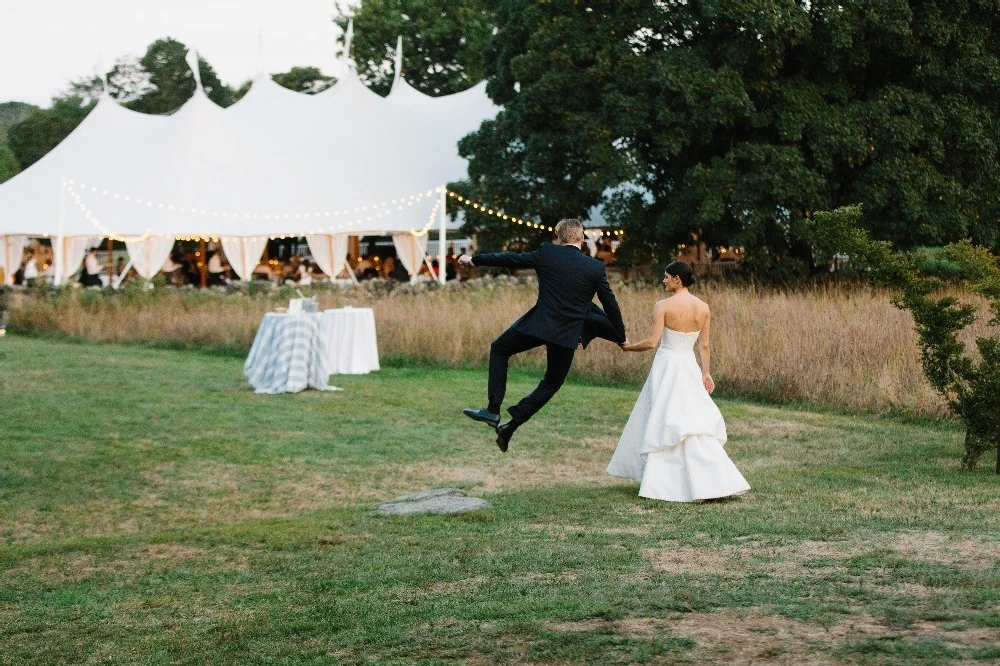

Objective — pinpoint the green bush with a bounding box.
[814,205,1000,472]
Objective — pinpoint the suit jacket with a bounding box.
[581,303,624,350]
[472,242,626,349]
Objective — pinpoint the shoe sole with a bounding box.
[463,412,499,428]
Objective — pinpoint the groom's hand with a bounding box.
[458,254,474,266]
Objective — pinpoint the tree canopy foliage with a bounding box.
[69,39,236,112]
[0,143,19,184]
[0,102,37,144]
[272,66,336,95]
[333,0,493,96]
[447,0,999,266]
[7,95,95,171]
[126,39,235,113]
[0,101,36,183]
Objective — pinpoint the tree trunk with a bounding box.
[960,430,981,470]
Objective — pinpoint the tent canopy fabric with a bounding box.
[0,65,498,241]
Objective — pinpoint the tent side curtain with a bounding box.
[221,237,268,281]
[55,237,97,284]
[391,233,428,277]
[125,237,175,280]
[1,235,27,285]
[306,234,348,279]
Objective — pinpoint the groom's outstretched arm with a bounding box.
[595,269,626,343]
[467,248,542,269]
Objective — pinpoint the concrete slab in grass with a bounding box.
[376,488,492,516]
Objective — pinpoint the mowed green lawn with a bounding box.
[1,336,999,666]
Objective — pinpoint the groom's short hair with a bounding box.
[554,219,585,244]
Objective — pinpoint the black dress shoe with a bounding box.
[495,421,517,453]
[462,407,500,428]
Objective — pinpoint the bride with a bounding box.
[607,261,750,502]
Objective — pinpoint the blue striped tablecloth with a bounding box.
[244,313,342,394]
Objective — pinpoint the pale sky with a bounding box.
[0,0,350,106]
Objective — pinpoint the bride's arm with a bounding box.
[622,300,668,352]
[699,314,715,393]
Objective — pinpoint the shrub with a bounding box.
[814,205,1000,472]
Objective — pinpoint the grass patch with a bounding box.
[1,336,999,665]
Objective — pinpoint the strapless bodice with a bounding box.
[658,327,700,352]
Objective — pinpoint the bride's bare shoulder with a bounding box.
[696,297,711,324]
[653,298,673,312]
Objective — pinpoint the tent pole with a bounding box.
[107,237,114,289]
[409,235,419,285]
[327,235,335,281]
[438,185,446,285]
[113,259,133,289]
[55,178,66,286]
[199,239,208,287]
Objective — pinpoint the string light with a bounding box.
[447,190,555,232]
[64,180,605,244]
[69,179,438,221]
[410,193,442,237]
[64,179,445,241]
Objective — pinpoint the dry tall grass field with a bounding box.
[9,281,994,416]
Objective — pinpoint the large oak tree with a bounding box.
[451,0,999,271]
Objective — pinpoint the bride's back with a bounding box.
[661,292,709,333]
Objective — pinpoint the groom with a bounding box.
[458,219,627,452]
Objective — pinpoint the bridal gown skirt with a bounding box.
[607,330,750,502]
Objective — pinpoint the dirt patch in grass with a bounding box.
[401,456,616,494]
[641,546,742,576]
[547,608,1000,665]
[642,531,1000,580]
[2,450,623,544]
[894,530,1000,569]
[4,542,251,585]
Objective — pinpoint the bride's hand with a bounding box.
[702,374,715,394]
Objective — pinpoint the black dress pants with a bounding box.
[488,328,575,424]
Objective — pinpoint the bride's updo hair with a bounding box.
[665,261,695,287]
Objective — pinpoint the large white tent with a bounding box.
[0,40,500,285]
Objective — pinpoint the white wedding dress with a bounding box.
[607,327,750,502]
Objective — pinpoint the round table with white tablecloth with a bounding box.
[244,312,340,394]
[321,307,380,375]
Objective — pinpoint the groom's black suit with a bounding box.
[471,242,626,424]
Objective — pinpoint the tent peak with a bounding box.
[342,19,355,72]
[96,52,110,99]
[392,35,404,88]
[255,29,265,78]
[186,47,204,92]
